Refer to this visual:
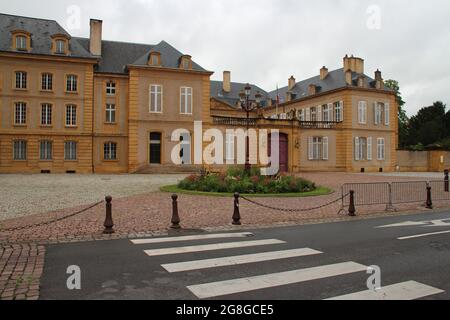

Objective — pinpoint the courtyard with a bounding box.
[0,171,448,244]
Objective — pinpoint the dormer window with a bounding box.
[51,34,70,55]
[16,36,27,51]
[12,31,31,52]
[148,52,161,66]
[56,40,66,54]
[179,55,192,70]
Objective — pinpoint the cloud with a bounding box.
[1,0,450,115]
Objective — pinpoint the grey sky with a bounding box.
[1,0,449,116]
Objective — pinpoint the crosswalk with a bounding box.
[131,232,444,300]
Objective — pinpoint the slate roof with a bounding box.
[211,80,270,108]
[269,68,393,103]
[75,38,154,74]
[0,13,94,59]
[0,13,208,74]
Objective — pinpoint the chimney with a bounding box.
[357,75,365,88]
[320,66,329,80]
[374,69,383,89]
[223,71,231,93]
[89,19,103,56]
[345,69,353,86]
[286,91,292,102]
[288,76,296,91]
[343,54,364,74]
[308,84,317,95]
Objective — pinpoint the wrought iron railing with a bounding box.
[213,116,258,126]
[298,121,341,129]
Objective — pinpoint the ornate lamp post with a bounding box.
[239,84,262,173]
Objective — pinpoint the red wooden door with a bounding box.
[268,133,289,173]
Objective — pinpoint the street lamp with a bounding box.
[239,84,262,173]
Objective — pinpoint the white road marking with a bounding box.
[326,281,444,300]
[144,239,285,256]
[161,248,323,273]
[131,232,254,245]
[187,261,367,299]
[398,230,450,240]
[377,219,450,229]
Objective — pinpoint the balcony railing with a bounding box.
[213,116,258,126]
[298,121,341,129]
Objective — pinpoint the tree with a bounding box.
[408,101,446,147]
[384,79,409,147]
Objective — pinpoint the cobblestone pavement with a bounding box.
[0,172,448,300]
[0,174,188,221]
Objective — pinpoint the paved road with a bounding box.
[40,210,450,300]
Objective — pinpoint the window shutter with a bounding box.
[317,105,322,121]
[367,137,373,161]
[306,108,311,121]
[355,137,360,161]
[374,102,379,125]
[385,103,390,125]
[358,102,363,123]
[308,137,313,160]
[339,101,344,122]
[322,137,329,160]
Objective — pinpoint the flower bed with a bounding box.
[177,166,317,194]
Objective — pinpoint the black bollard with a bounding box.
[445,170,449,192]
[348,190,356,217]
[171,194,181,229]
[103,196,115,234]
[426,185,433,209]
[232,193,242,225]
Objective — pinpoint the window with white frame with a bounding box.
[66,105,77,126]
[40,140,52,160]
[41,73,53,91]
[64,141,77,160]
[41,103,52,126]
[358,101,367,124]
[150,85,162,113]
[310,107,317,122]
[377,138,385,160]
[55,40,66,54]
[13,140,27,160]
[180,87,193,114]
[225,133,235,161]
[322,104,331,122]
[374,102,383,125]
[297,109,305,121]
[66,75,77,92]
[179,133,191,164]
[354,137,373,161]
[106,81,116,95]
[105,104,116,123]
[15,71,27,89]
[15,102,27,125]
[104,142,117,160]
[334,101,343,122]
[308,136,328,161]
[15,36,27,50]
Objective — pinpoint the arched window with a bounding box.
[12,30,31,52]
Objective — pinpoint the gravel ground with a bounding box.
[0,174,187,221]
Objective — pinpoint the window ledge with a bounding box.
[13,88,28,92]
[40,125,53,128]
[65,126,78,129]
[104,122,118,125]
[40,90,54,93]
[103,159,119,163]
[65,91,79,95]
[13,124,27,128]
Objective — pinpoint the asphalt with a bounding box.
[40,210,450,300]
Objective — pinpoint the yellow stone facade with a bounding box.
[0,14,398,174]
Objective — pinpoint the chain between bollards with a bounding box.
[171,194,181,229]
[348,190,356,216]
[103,196,115,234]
[233,193,242,225]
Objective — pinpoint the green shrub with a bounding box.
[178,170,317,194]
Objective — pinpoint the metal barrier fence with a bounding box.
[429,180,450,201]
[342,182,390,206]
[391,181,428,204]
